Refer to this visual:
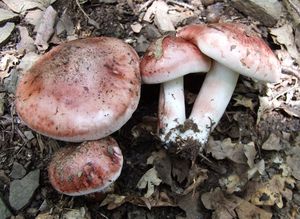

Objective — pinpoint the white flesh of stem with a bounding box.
[185,62,239,144]
[159,77,185,142]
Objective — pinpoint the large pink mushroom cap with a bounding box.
[48,137,123,196]
[177,23,281,82]
[15,37,141,142]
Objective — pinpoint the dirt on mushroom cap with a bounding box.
[177,23,281,82]
[15,37,141,142]
[48,137,123,196]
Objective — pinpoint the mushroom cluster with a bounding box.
[15,37,141,195]
[141,22,281,154]
[15,22,281,196]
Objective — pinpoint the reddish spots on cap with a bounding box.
[177,23,281,82]
[48,137,123,196]
[15,37,141,142]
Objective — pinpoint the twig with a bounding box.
[9,104,15,143]
[139,0,155,12]
[281,65,300,80]
[167,0,195,10]
[74,0,99,28]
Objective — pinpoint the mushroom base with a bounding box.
[161,119,210,160]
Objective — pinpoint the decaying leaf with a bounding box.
[256,96,281,124]
[0,53,19,82]
[56,10,75,36]
[245,175,295,208]
[34,6,57,51]
[62,207,91,219]
[17,26,36,53]
[262,133,283,151]
[0,93,5,116]
[201,188,272,219]
[235,200,272,219]
[100,192,176,210]
[233,95,255,111]
[270,23,300,64]
[17,52,40,73]
[24,9,44,29]
[0,22,15,46]
[137,167,162,198]
[243,142,256,168]
[2,0,57,14]
[219,174,245,194]
[206,138,247,164]
[280,100,300,118]
[0,8,18,24]
[286,146,300,180]
[247,159,265,179]
[177,192,203,219]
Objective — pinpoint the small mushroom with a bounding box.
[140,35,211,143]
[15,37,141,142]
[48,137,123,196]
[174,23,281,148]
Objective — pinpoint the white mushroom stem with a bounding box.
[158,77,185,142]
[178,62,239,145]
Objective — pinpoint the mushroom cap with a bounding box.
[15,37,141,142]
[177,23,281,82]
[48,137,123,196]
[140,35,211,84]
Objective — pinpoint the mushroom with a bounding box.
[48,137,123,196]
[140,35,211,143]
[173,23,281,148]
[15,37,141,142]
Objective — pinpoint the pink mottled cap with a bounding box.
[177,23,281,82]
[48,137,123,196]
[15,37,141,142]
[140,35,211,84]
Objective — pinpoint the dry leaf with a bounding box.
[131,22,143,33]
[256,96,281,124]
[62,207,91,219]
[56,10,75,36]
[0,53,19,82]
[246,175,295,208]
[243,142,256,168]
[0,22,15,45]
[2,0,57,14]
[0,8,18,23]
[201,188,272,219]
[235,200,272,219]
[24,9,44,30]
[17,26,36,52]
[177,192,203,219]
[280,101,300,118]
[34,6,57,51]
[286,147,300,180]
[247,159,265,179]
[219,174,245,194]
[100,193,175,210]
[233,95,255,111]
[17,52,40,72]
[0,93,5,116]
[206,138,247,164]
[262,133,283,151]
[270,23,300,64]
[137,167,162,198]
